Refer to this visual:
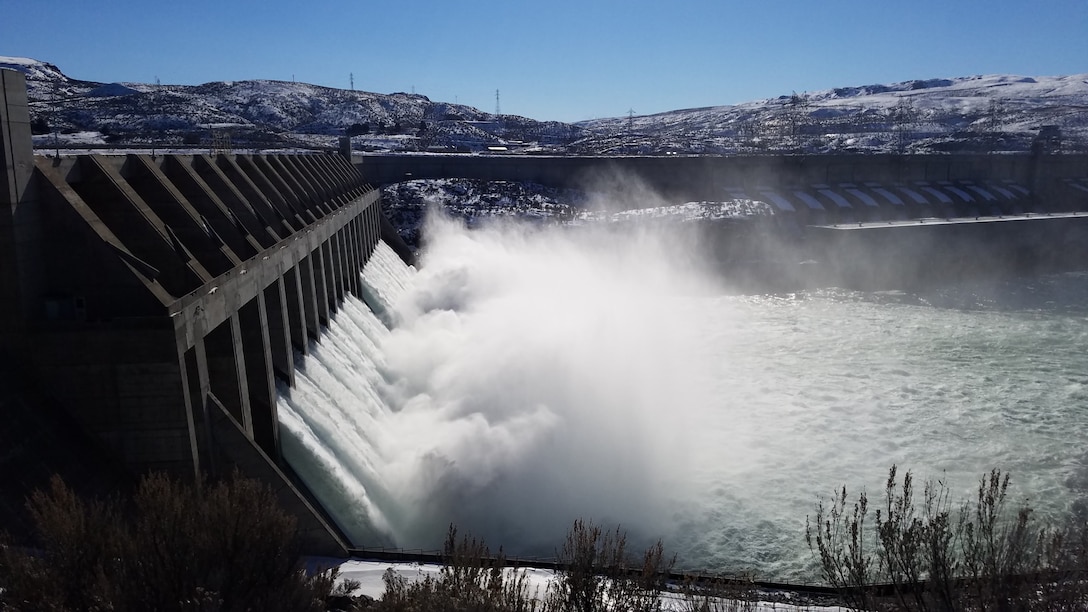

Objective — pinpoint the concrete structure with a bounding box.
[2,69,413,554]
[804,213,1088,289]
[4,65,1088,554]
[358,151,1088,289]
[357,152,1088,220]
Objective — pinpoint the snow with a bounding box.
[0,56,41,66]
[333,559,554,600]
[31,131,106,146]
[577,73,1088,155]
[3,56,1085,155]
[332,559,848,611]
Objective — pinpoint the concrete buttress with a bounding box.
[0,67,400,556]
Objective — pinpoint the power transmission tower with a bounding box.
[893,97,914,153]
[987,99,1004,140]
[786,91,809,150]
[350,72,354,91]
[210,130,232,156]
[627,109,635,133]
[495,89,501,116]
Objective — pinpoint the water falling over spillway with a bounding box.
[278,217,1088,581]
[277,241,411,546]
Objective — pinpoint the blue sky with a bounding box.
[2,0,1085,123]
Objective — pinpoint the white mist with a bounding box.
[373,216,722,550]
[279,214,1088,580]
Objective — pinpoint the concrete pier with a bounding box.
[1,69,411,555]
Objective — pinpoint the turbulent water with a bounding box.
[277,215,1088,582]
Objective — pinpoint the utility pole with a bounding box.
[152,76,161,158]
[51,80,59,157]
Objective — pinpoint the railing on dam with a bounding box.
[1,67,412,556]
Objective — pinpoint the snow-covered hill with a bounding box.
[2,57,1086,154]
[576,74,1088,155]
[0,56,581,152]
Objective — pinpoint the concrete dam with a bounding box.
[4,60,1088,564]
[359,149,1088,288]
[1,68,412,554]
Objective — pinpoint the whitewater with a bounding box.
[277,214,1088,581]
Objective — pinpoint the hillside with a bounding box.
[2,56,1086,154]
[576,74,1088,155]
[0,57,580,153]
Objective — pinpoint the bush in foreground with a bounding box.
[0,471,349,611]
[806,465,1088,611]
[19,465,1084,611]
[373,519,769,612]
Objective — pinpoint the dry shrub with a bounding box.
[374,520,678,612]
[804,484,876,611]
[0,471,344,612]
[541,519,675,612]
[806,465,1088,611]
[374,524,540,612]
[676,573,759,612]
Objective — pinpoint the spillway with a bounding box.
[277,242,412,546]
[275,218,1088,581]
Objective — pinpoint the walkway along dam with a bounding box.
[3,63,1088,562]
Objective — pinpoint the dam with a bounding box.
[361,150,1088,288]
[5,61,1088,576]
[0,68,411,554]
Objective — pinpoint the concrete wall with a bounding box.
[805,213,1088,290]
[0,67,394,556]
[356,152,1088,210]
[0,70,39,359]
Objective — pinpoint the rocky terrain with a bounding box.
[3,56,1085,155]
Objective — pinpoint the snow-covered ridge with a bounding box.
[2,57,1086,154]
[576,73,1088,155]
[1,56,574,152]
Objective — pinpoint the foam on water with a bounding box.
[278,215,1088,581]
